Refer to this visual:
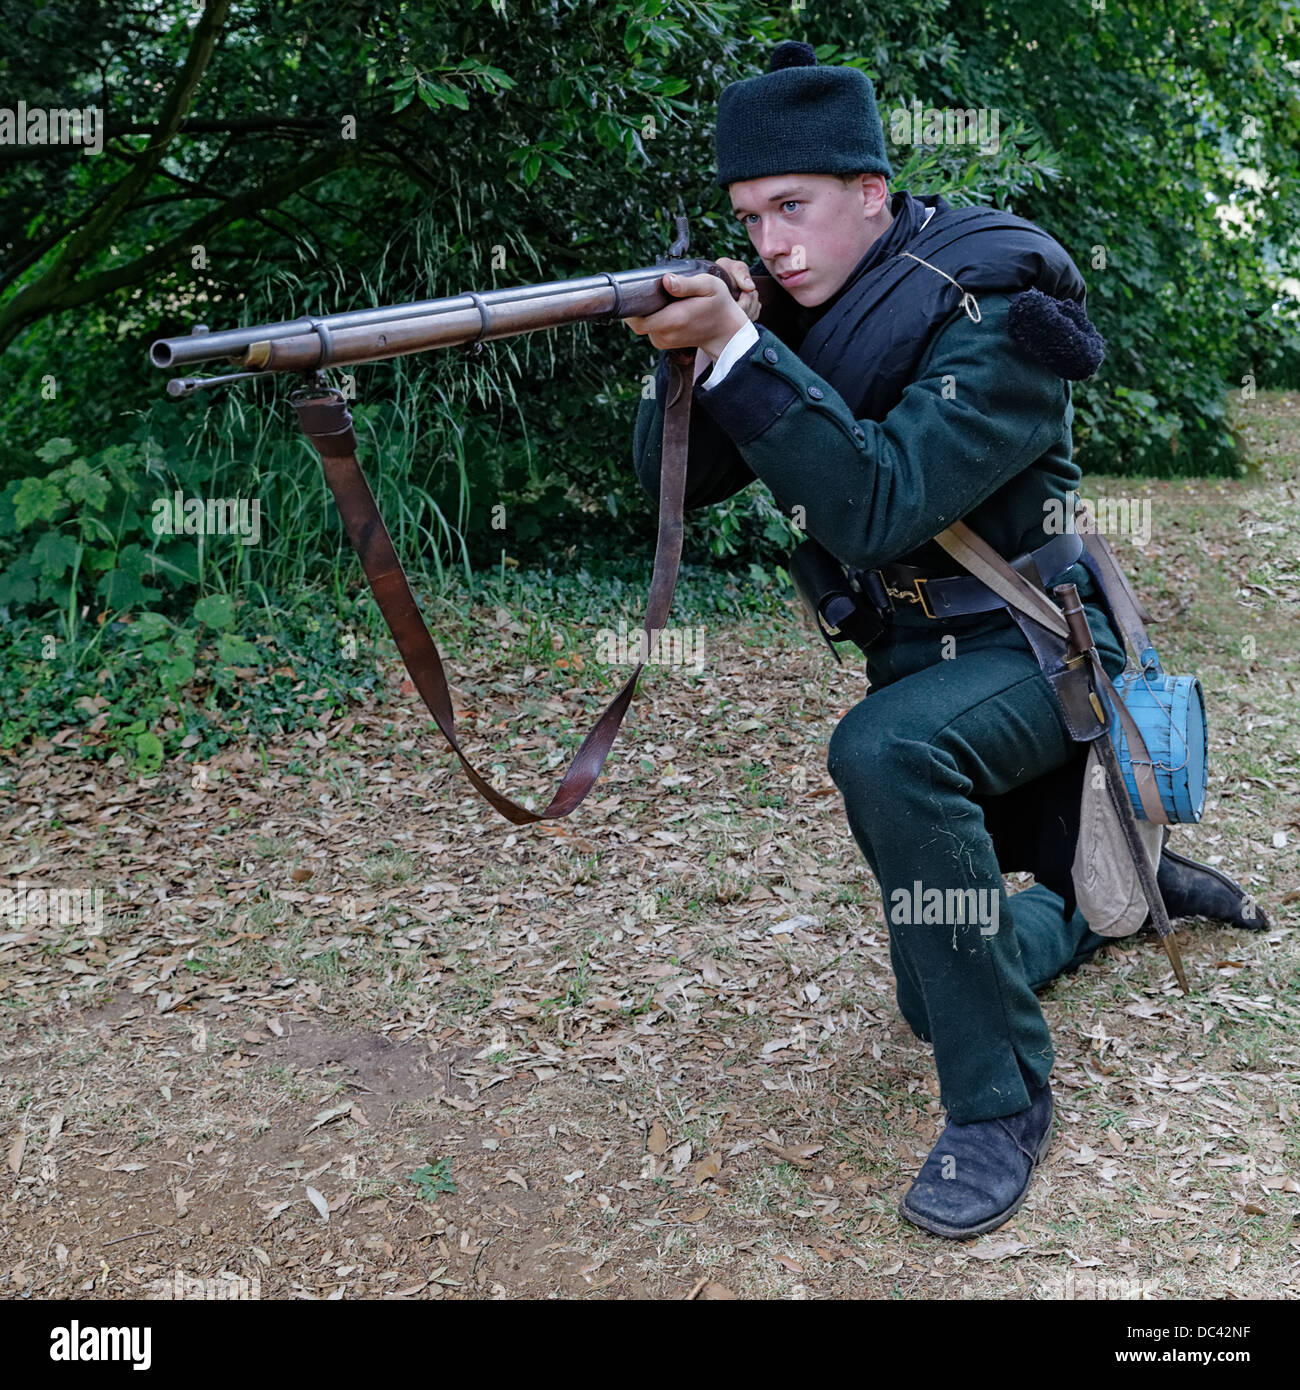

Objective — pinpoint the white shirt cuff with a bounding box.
[699,320,760,391]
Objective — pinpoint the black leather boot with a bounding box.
[1153,829,1269,931]
[900,1075,1054,1239]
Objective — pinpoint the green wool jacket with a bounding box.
[631,291,1111,637]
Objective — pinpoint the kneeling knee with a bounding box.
[828,716,933,799]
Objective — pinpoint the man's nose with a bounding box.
[755,221,790,261]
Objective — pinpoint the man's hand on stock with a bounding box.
[623,256,760,362]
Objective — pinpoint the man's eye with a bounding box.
[739,203,799,225]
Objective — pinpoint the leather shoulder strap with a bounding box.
[935,519,1169,825]
[934,521,1069,637]
[1077,505,1158,668]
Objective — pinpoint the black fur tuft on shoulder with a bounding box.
[1006,287,1106,380]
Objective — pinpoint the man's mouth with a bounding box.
[778,269,809,286]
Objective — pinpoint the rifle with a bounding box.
[150,220,743,824]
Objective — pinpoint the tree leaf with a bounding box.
[134,730,164,774]
[194,593,236,629]
[13,477,65,528]
[63,460,112,510]
[31,531,78,580]
[35,438,76,464]
[216,633,261,667]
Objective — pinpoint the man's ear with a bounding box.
[860,173,889,217]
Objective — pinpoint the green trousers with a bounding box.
[826,606,1126,1124]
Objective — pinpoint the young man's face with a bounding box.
[728,172,892,307]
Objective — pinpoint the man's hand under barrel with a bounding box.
[623,256,759,362]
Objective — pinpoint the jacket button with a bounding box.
[763,347,778,364]
[852,425,864,440]
[807,385,824,400]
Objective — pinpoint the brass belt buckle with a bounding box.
[885,576,936,619]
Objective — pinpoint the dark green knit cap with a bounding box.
[715,40,893,189]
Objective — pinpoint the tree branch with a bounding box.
[2,143,358,341]
[0,113,398,163]
[0,0,232,345]
[150,165,329,260]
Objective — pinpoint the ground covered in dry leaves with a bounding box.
[2,395,1298,1301]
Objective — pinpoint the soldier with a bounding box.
[626,40,1264,1239]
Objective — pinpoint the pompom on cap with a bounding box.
[769,40,817,71]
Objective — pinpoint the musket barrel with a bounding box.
[252,283,665,371]
[149,258,715,372]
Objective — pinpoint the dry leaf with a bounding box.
[7,1130,24,1174]
[968,1239,1031,1261]
[307,1102,353,1133]
[760,1140,817,1169]
[647,1121,668,1155]
[305,1185,330,1221]
[693,1154,721,1186]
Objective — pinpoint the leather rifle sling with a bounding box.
[290,347,706,825]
